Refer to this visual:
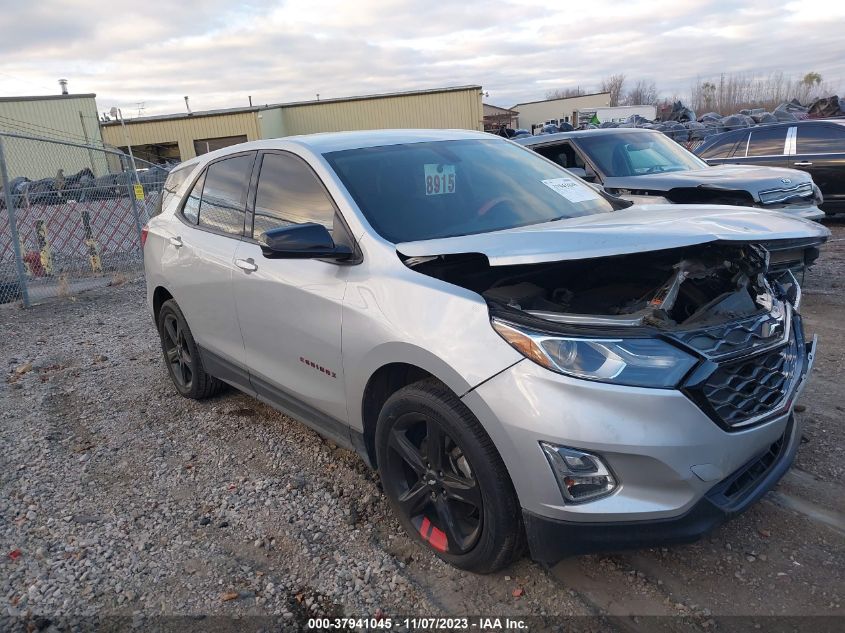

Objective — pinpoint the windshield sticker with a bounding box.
[424,164,456,196]
[541,177,599,203]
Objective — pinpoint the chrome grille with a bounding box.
[759,182,814,205]
[699,332,800,428]
[676,309,788,360]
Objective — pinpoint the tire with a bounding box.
[157,299,225,400]
[375,378,523,573]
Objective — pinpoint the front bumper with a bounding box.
[523,415,800,563]
[461,327,816,560]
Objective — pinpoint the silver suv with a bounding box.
[144,130,829,573]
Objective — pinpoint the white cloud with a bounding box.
[0,0,841,115]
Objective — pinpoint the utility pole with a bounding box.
[79,110,98,176]
[109,107,141,188]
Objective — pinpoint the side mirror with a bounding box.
[568,166,597,182]
[260,223,352,260]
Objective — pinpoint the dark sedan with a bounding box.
[516,128,824,221]
[695,119,845,215]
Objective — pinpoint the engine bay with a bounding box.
[404,242,807,330]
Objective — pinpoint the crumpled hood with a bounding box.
[396,205,830,266]
[603,164,813,200]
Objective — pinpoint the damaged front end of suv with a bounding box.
[408,239,815,428]
[398,209,827,561]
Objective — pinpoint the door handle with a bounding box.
[169,236,183,248]
[235,258,258,272]
[793,161,813,167]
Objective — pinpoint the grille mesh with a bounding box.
[700,333,799,427]
[677,311,785,359]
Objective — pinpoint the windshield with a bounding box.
[324,139,615,243]
[576,132,707,177]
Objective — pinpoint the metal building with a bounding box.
[0,93,106,178]
[511,92,611,132]
[100,86,484,163]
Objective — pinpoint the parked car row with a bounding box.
[694,119,845,215]
[516,127,827,221]
[144,128,829,573]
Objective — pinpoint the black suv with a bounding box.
[695,120,845,215]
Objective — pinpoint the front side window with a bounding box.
[535,143,586,170]
[575,132,706,177]
[747,127,787,157]
[798,124,845,154]
[252,152,337,242]
[197,153,254,236]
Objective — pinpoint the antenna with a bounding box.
[184,96,192,114]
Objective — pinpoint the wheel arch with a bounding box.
[152,286,174,325]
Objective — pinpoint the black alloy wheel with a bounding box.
[156,299,224,400]
[162,312,192,390]
[375,379,523,573]
[385,413,483,555]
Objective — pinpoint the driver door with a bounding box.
[232,151,353,445]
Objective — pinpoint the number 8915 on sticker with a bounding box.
[424,164,456,196]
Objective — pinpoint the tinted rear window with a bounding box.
[697,132,743,159]
[747,127,787,156]
[197,153,255,236]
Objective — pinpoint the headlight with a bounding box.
[492,318,697,388]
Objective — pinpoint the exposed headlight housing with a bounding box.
[541,442,617,503]
[492,318,697,388]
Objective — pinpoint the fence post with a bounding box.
[0,136,30,307]
[121,154,144,250]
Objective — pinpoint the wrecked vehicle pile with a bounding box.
[527,96,845,146]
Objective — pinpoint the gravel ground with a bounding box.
[1,219,843,631]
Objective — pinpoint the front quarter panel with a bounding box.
[341,235,523,432]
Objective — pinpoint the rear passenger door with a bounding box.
[165,152,256,376]
[793,123,845,208]
[739,126,789,168]
[232,151,354,444]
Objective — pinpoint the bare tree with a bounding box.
[688,71,838,114]
[624,80,658,106]
[600,74,625,107]
[545,86,586,100]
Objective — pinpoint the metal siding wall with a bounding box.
[514,93,611,130]
[100,112,261,161]
[0,97,108,179]
[280,88,483,135]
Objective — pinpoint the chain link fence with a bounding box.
[0,132,170,306]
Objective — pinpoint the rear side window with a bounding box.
[252,152,337,242]
[156,165,194,216]
[747,127,787,157]
[181,172,205,224]
[697,132,742,159]
[197,153,255,236]
[798,124,845,154]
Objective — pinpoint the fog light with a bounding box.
[540,442,617,503]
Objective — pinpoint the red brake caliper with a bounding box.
[413,516,449,553]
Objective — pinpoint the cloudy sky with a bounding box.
[1,0,843,117]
